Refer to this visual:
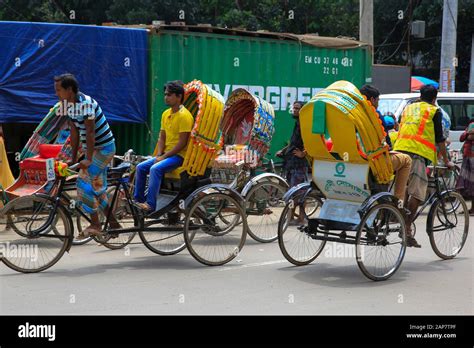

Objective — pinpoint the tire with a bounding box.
[0,195,72,273]
[442,165,460,190]
[293,191,322,221]
[74,211,95,245]
[98,189,137,250]
[76,187,136,250]
[245,181,287,243]
[439,166,461,213]
[184,193,247,266]
[277,194,325,266]
[60,192,94,246]
[139,212,187,256]
[355,203,406,281]
[4,199,35,237]
[428,191,469,260]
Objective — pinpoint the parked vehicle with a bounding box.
[379,92,474,152]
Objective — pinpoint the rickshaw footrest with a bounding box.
[308,218,359,232]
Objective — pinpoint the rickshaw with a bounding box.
[279,81,408,281]
[0,80,248,273]
[211,88,288,243]
[278,81,469,281]
[0,104,135,248]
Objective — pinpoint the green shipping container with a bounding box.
[120,26,372,157]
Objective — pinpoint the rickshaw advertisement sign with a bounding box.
[313,160,370,203]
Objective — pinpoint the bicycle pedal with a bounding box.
[297,225,307,232]
[365,231,377,242]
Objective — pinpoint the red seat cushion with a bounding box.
[39,144,62,159]
[20,157,47,170]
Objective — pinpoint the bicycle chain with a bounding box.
[93,231,184,246]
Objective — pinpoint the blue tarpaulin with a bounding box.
[0,21,148,123]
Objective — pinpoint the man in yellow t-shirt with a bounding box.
[134,81,194,212]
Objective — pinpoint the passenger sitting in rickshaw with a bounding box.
[359,85,412,204]
[133,81,194,213]
[319,85,412,205]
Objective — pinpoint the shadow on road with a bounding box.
[276,257,467,288]
[0,253,206,278]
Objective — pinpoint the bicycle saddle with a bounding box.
[109,162,131,175]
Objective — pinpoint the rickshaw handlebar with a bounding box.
[427,165,451,170]
[69,163,81,171]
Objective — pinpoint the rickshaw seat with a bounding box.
[164,167,185,180]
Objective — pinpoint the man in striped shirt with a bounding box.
[54,73,119,238]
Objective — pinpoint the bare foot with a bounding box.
[136,202,153,212]
[108,220,122,230]
[82,225,103,237]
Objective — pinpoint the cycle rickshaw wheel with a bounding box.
[184,193,247,266]
[245,181,287,243]
[355,203,406,281]
[277,194,326,266]
[437,167,461,213]
[0,195,71,273]
[428,191,469,260]
[75,187,137,250]
[59,192,94,246]
[139,212,187,256]
[97,188,137,250]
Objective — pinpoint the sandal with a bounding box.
[75,232,88,240]
[406,235,421,248]
[108,221,123,230]
[82,226,104,238]
[135,202,153,213]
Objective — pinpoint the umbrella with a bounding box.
[411,76,439,92]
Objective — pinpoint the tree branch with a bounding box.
[50,0,71,21]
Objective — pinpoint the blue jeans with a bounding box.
[133,155,183,210]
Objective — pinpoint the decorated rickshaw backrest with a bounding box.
[300,81,393,202]
[179,80,226,176]
[20,103,74,162]
[219,88,275,167]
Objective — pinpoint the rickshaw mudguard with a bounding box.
[183,183,245,210]
[240,173,289,198]
[32,193,75,252]
[357,192,400,217]
[282,182,312,203]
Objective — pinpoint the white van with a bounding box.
[379,92,474,152]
